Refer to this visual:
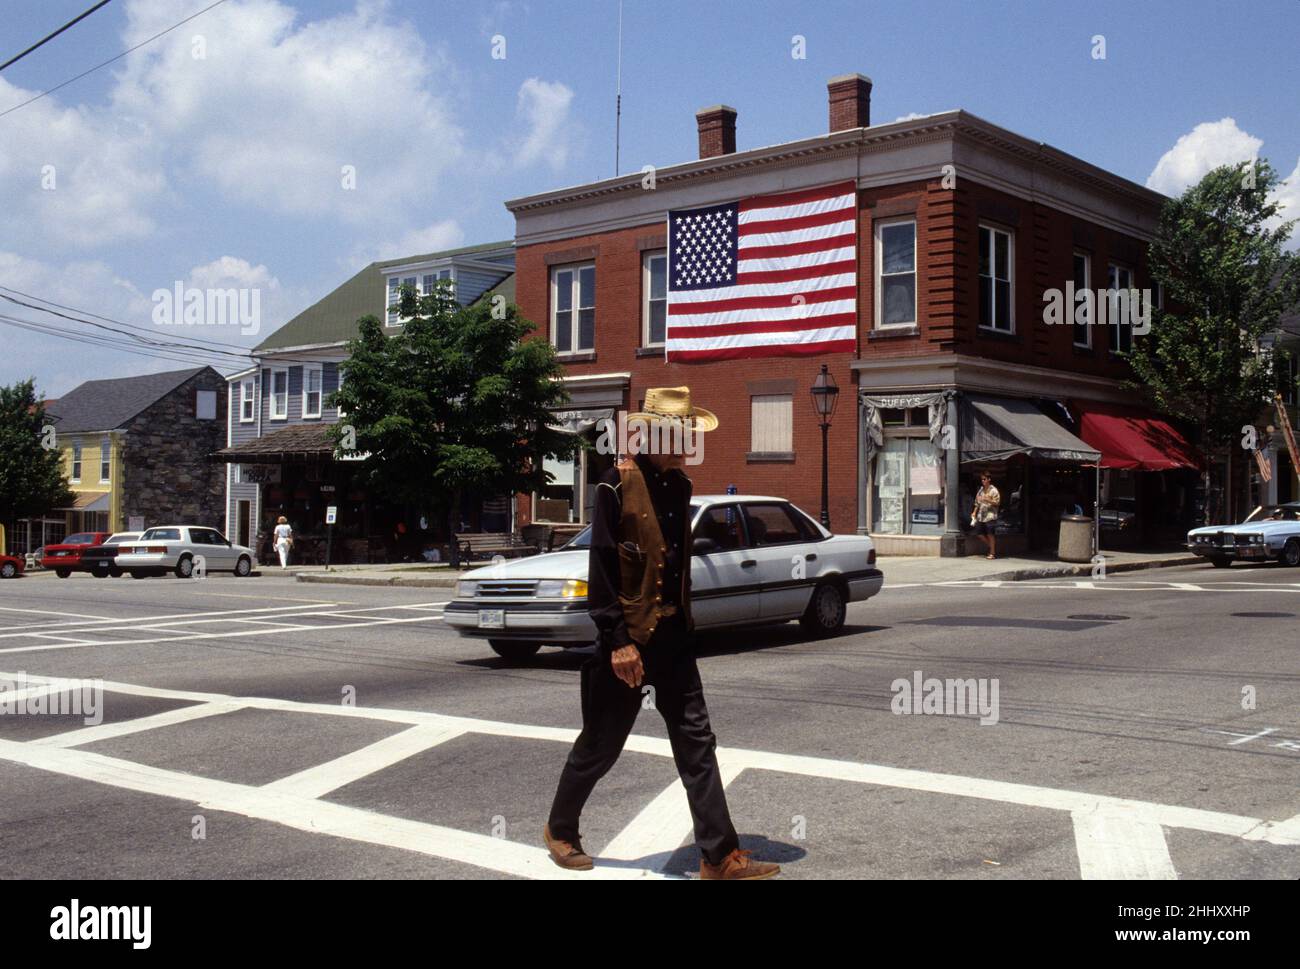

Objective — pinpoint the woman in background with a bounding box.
[273,516,294,568]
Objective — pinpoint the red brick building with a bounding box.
[506,74,1195,556]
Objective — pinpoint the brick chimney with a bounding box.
[827,73,871,131]
[696,105,737,159]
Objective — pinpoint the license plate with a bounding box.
[478,609,505,629]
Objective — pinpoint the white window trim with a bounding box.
[385,276,401,327]
[641,250,667,347]
[335,369,346,419]
[71,442,82,484]
[1072,250,1092,348]
[99,436,111,484]
[302,366,323,420]
[269,368,289,420]
[874,218,917,329]
[978,223,1015,334]
[550,262,595,353]
[239,379,256,423]
[1107,262,1134,356]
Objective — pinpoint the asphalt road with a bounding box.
[1,561,1297,880]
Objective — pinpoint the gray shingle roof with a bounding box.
[211,423,335,461]
[46,367,212,433]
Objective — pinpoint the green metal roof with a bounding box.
[255,241,513,352]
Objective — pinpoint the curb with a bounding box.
[963,555,1200,583]
[295,572,462,589]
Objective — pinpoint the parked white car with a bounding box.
[1187,502,1300,567]
[445,495,883,661]
[114,526,257,578]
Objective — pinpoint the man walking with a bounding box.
[543,387,780,880]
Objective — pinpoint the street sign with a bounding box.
[325,506,337,525]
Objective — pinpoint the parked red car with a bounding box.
[41,532,111,577]
[0,554,23,579]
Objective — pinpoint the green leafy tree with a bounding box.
[328,284,583,565]
[0,379,71,534]
[1128,158,1299,522]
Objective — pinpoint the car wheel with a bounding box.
[233,555,252,577]
[1283,540,1300,568]
[109,567,123,578]
[129,570,148,579]
[488,640,542,663]
[800,582,847,636]
[175,555,194,579]
[0,562,16,579]
[55,568,71,578]
[1209,557,1232,568]
[91,570,108,578]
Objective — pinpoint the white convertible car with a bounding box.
[445,494,884,661]
[1187,502,1300,568]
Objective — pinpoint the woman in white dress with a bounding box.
[273,516,293,568]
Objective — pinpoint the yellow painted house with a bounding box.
[57,431,124,534]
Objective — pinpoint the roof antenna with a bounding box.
[615,0,623,176]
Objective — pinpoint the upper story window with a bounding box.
[642,251,667,347]
[979,224,1013,333]
[551,263,595,353]
[875,219,916,328]
[240,378,255,422]
[195,389,217,420]
[1072,251,1091,348]
[269,368,289,420]
[1108,263,1134,354]
[386,276,401,326]
[71,442,82,483]
[422,269,455,302]
[750,394,793,454]
[303,367,322,419]
[100,436,111,483]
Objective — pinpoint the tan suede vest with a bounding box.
[615,458,692,645]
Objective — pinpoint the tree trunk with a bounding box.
[447,489,462,569]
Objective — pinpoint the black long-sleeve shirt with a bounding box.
[588,452,691,653]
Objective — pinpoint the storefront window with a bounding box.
[872,437,944,536]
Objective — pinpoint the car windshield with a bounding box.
[1244,505,1300,523]
[63,533,98,544]
[558,503,704,550]
[141,528,181,541]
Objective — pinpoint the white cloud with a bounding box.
[513,77,575,170]
[350,219,465,266]
[1148,118,1299,248]
[1145,118,1263,196]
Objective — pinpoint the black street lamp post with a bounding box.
[810,364,840,528]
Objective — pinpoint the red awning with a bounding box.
[1070,401,1201,471]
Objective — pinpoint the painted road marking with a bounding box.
[1072,804,1178,879]
[1,671,1296,879]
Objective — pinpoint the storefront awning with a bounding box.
[961,394,1101,465]
[56,492,110,512]
[1070,401,1200,471]
[547,407,615,435]
[210,424,338,464]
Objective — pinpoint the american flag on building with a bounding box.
[665,181,857,361]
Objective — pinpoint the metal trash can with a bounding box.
[1058,514,1093,563]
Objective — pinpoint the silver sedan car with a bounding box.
[114,526,257,578]
[445,494,883,661]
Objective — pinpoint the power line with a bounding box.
[0,0,115,74]
[0,0,230,121]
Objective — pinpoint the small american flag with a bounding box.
[665,181,857,361]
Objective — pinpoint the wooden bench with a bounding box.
[457,532,538,562]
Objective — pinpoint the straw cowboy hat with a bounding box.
[626,386,719,432]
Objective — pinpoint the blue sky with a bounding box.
[1,0,1297,394]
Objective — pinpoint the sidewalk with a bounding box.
[288,548,1200,589]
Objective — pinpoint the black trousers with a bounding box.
[547,613,740,866]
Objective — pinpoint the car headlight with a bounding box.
[456,580,478,597]
[535,579,587,598]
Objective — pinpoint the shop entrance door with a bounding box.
[236,500,251,548]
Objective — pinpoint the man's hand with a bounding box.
[610,644,644,688]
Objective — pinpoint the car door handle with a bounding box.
[740,559,756,568]
[805,553,817,561]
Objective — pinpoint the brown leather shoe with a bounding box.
[543,824,593,871]
[699,848,780,880]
